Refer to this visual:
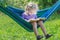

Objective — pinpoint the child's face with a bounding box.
[29,8,37,13]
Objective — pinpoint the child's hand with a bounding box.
[30,19,36,20]
[28,19,37,22]
[27,20,30,22]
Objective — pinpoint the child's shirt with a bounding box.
[22,12,37,21]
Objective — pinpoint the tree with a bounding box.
[0,0,7,7]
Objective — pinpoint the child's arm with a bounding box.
[36,17,46,21]
[28,19,38,22]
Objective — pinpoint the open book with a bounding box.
[28,18,46,22]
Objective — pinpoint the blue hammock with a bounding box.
[0,0,60,32]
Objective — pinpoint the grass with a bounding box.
[0,11,60,40]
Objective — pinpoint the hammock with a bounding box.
[0,0,60,32]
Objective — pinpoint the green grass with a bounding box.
[0,12,60,40]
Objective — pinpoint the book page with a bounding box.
[29,18,46,22]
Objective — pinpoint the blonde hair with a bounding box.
[25,2,38,12]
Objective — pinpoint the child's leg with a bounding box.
[38,20,47,35]
[31,21,44,40]
[31,22,38,36]
[38,20,52,39]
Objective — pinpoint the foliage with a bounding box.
[0,0,58,9]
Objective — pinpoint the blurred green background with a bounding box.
[0,0,60,40]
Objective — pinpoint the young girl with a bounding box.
[22,2,52,40]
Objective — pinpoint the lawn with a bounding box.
[0,11,60,40]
